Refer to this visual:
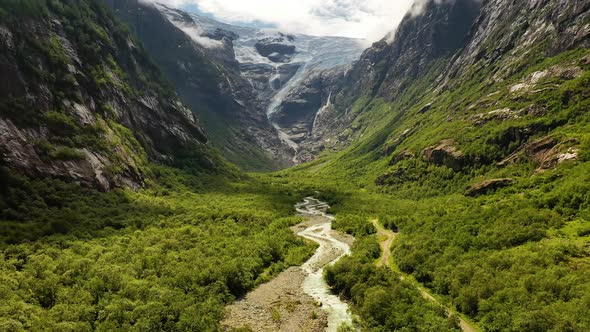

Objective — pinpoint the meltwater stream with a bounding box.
[295,197,356,331]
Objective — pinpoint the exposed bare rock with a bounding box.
[260,0,589,165]
[498,136,557,167]
[390,149,415,166]
[0,6,209,189]
[271,63,303,90]
[509,65,583,93]
[444,0,590,86]
[521,104,548,118]
[470,108,520,126]
[533,138,580,173]
[255,34,297,63]
[110,2,296,170]
[383,128,414,156]
[465,178,514,197]
[423,139,465,171]
[498,136,580,172]
[270,72,324,136]
[525,136,560,164]
[418,103,433,114]
[0,119,130,191]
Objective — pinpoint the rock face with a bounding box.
[470,108,520,126]
[109,2,364,169]
[269,67,348,153]
[179,9,364,164]
[0,2,208,190]
[255,34,297,63]
[465,179,514,197]
[108,1,294,171]
[443,0,590,85]
[268,0,590,164]
[423,140,465,171]
[498,136,580,172]
[265,0,482,161]
[335,0,482,106]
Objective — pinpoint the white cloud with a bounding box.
[145,0,416,43]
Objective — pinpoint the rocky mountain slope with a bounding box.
[280,0,590,330]
[186,11,364,113]
[0,0,211,191]
[107,1,364,167]
[107,1,295,170]
[274,0,589,163]
[271,0,483,161]
[162,4,364,163]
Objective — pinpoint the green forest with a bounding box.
[0,166,318,331]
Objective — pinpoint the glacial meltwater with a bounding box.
[295,197,356,331]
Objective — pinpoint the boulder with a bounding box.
[497,136,579,172]
[465,178,514,197]
[470,108,520,126]
[390,149,415,166]
[418,103,433,114]
[423,139,465,171]
[525,136,559,164]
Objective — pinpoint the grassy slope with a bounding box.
[269,48,590,331]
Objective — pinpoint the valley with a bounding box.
[1,0,589,331]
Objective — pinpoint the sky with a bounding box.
[145,0,417,42]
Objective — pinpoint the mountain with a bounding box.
[185,9,363,113]
[269,0,482,161]
[274,0,590,162]
[279,0,590,330]
[0,0,589,331]
[105,0,293,171]
[108,1,364,167]
[0,0,212,191]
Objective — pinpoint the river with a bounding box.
[222,197,355,331]
[295,197,356,331]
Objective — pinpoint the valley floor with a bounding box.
[223,200,355,332]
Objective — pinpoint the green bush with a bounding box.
[43,111,80,136]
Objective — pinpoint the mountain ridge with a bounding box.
[110,1,365,168]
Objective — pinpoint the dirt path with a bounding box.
[372,219,479,332]
[372,219,396,267]
[222,199,355,332]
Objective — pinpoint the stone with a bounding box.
[465,178,514,197]
[390,149,415,166]
[423,139,465,171]
[418,103,433,114]
[470,108,520,126]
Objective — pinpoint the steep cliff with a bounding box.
[275,0,589,162]
[0,0,210,190]
[106,1,294,171]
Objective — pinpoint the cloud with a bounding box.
[144,0,416,43]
